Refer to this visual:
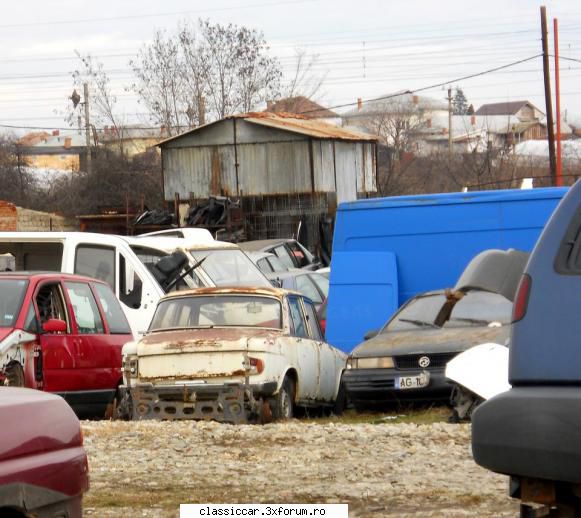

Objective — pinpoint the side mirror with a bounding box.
[363,329,379,341]
[42,319,67,333]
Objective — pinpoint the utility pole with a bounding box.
[540,6,556,185]
[83,82,92,175]
[554,17,563,186]
[447,87,453,161]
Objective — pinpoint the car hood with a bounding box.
[351,325,510,358]
[138,327,281,355]
[0,328,16,343]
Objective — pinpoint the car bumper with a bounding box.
[121,381,277,423]
[342,367,452,405]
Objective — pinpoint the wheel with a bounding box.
[3,362,25,387]
[450,384,483,421]
[113,389,133,420]
[272,377,294,420]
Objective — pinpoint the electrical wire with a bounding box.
[0,54,545,131]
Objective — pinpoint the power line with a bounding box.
[300,54,543,114]
[0,54,544,131]
[0,0,315,29]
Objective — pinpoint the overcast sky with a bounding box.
[1,0,580,133]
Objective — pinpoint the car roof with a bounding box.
[267,270,322,280]
[0,271,106,284]
[244,251,278,262]
[160,286,303,300]
[238,239,294,251]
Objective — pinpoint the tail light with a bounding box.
[512,274,532,323]
[320,319,326,336]
[248,357,265,375]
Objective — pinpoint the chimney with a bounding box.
[357,98,363,111]
[160,125,166,136]
[266,100,274,111]
[52,130,59,136]
[412,95,419,105]
[470,115,476,126]
[64,137,72,149]
[426,118,432,128]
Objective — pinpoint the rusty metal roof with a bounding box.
[157,112,377,146]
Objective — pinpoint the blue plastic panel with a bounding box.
[326,251,398,352]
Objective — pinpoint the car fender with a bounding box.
[445,342,510,400]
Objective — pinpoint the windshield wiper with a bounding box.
[398,318,439,328]
[449,317,491,325]
[165,255,208,291]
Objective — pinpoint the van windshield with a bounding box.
[189,249,271,288]
[0,279,28,327]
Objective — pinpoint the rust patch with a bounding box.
[140,327,279,347]
[210,148,221,195]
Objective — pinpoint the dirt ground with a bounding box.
[81,409,519,517]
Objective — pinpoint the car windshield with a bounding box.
[189,249,271,287]
[149,295,282,331]
[446,290,513,326]
[383,293,447,332]
[0,279,28,327]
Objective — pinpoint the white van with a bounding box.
[0,232,271,335]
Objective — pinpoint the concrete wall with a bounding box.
[0,201,77,231]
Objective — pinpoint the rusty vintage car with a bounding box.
[118,287,347,423]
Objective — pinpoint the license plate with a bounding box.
[395,371,430,390]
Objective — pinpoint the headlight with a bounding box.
[350,357,394,369]
[123,356,139,375]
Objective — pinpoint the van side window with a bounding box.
[75,245,115,289]
[119,254,143,309]
[93,283,132,334]
[65,282,105,334]
[35,283,69,331]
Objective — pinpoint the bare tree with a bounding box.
[282,48,326,101]
[363,98,427,195]
[178,23,209,127]
[129,30,188,136]
[69,52,119,131]
[196,20,281,118]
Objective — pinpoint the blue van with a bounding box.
[327,187,567,352]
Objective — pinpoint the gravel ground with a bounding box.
[81,415,518,517]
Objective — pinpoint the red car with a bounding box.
[0,388,89,517]
[0,272,133,417]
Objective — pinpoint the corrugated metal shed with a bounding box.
[158,112,378,204]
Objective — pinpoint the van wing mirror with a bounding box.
[42,319,67,333]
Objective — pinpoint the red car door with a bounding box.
[35,280,77,392]
[62,281,122,391]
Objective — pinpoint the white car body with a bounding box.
[445,342,511,400]
[121,287,347,423]
[0,232,270,336]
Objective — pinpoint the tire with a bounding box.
[3,362,25,387]
[272,377,294,420]
[113,389,133,421]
